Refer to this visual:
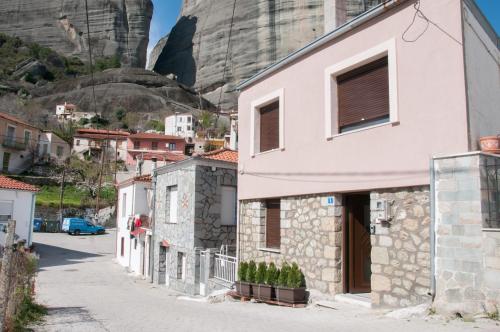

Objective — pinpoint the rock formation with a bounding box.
[0,0,153,68]
[151,0,383,110]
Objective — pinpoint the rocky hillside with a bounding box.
[150,0,383,110]
[0,0,153,68]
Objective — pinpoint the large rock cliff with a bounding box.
[0,0,153,68]
[151,0,383,110]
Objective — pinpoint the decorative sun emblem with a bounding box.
[181,194,189,209]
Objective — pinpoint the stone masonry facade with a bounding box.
[153,160,237,295]
[239,186,432,308]
[434,153,500,316]
[370,186,432,307]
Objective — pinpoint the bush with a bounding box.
[265,262,279,286]
[246,260,257,283]
[255,262,267,284]
[12,291,47,331]
[277,262,290,287]
[237,261,248,282]
[287,262,306,288]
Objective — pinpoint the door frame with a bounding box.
[342,193,371,294]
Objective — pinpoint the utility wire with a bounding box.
[84,0,99,117]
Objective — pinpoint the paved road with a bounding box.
[32,231,499,332]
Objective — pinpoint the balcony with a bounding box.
[2,138,27,150]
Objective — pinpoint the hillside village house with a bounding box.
[0,176,38,248]
[236,0,500,315]
[73,128,129,162]
[127,133,186,169]
[165,113,197,139]
[0,112,40,174]
[38,131,71,164]
[152,149,238,295]
[116,175,153,278]
[55,102,93,123]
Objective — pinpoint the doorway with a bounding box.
[344,194,371,294]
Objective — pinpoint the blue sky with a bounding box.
[147,0,500,64]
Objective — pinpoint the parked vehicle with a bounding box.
[33,218,43,232]
[62,218,105,235]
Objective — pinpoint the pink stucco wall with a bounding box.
[238,0,469,200]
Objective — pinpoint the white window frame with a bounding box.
[0,200,14,222]
[23,129,32,146]
[121,193,127,218]
[324,38,399,139]
[250,88,285,156]
[168,186,178,223]
[220,186,237,226]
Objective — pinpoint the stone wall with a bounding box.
[434,153,500,316]
[370,186,432,308]
[239,194,344,296]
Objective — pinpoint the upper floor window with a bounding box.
[76,139,80,146]
[169,143,176,150]
[250,89,284,156]
[221,186,237,225]
[134,141,140,150]
[121,193,127,218]
[24,130,31,146]
[56,146,64,157]
[187,117,192,123]
[152,142,158,150]
[167,186,178,223]
[325,39,398,138]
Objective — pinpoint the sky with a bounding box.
[147,0,500,65]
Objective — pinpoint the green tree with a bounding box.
[246,261,257,284]
[265,262,279,286]
[238,261,248,282]
[255,262,267,284]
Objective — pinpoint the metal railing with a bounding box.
[2,137,27,150]
[214,253,237,284]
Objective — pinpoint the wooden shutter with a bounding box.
[337,57,389,129]
[259,101,279,152]
[121,237,125,257]
[266,199,281,249]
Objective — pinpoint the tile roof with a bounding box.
[117,174,152,187]
[74,133,128,140]
[0,112,39,130]
[0,176,39,192]
[129,133,184,140]
[200,148,238,164]
[76,129,130,137]
[139,152,187,162]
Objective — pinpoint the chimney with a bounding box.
[151,157,158,173]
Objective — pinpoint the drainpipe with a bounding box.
[27,193,36,247]
[429,157,436,300]
[149,158,158,283]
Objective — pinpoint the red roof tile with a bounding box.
[74,133,128,140]
[0,176,39,192]
[129,133,184,140]
[200,149,238,163]
[117,174,152,187]
[76,129,130,137]
[139,152,187,162]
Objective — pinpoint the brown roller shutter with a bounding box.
[265,199,281,249]
[259,101,279,152]
[337,57,389,130]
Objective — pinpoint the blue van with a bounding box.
[33,218,43,232]
[62,218,105,235]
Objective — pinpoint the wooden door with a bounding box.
[346,194,371,293]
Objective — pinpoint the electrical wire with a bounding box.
[84,0,99,117]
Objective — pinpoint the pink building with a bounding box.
[237,0,499,311]
[126,133,186,167]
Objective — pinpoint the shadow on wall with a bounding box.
[153,16,198,87]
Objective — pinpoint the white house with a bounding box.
[0,176,38,248]
[165,113,196,139]
[38,131,71,164]
[116,175,152,278]
[55,102,94,123]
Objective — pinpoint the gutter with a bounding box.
[429,158,436,300]
[28,193,36,247]
[237,0,407,91]
[149,169,157,283]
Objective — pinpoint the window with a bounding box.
[221,186,237,225]
[484,158,500,229]
[265,199,281,249]
[337,57,389,133]
[168,143,176,151]
[325,39,398,138]
[76,139,80,146]
[168,186,178,223]
[121,237,125,256]
[177,127,182,132]
[56,146,64,157]
[6,126,15,144]
[152,142,158,150]
[0,200,13,222]
[250,89,284,156]
[121,193,127,218]
[177,252,186,280]
[134,141,140,149]
[24,130,31,146]
[134,238,138,250]
[179,117,183,123]
[187,125,191,131]
[187,117,191,123]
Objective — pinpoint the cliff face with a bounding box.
[151,0,383,110]
[0,0,153,68]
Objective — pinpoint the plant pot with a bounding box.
[236,281,253,298]
[254,284,275,301]
[479,136,500,152]
[275,286,307,304]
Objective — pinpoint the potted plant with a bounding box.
[236,261,251,297]
[276,262,307,304]
[479,135,500,153]
[246,260,257,297]
[259,262,279,301]
[254,262,268,301]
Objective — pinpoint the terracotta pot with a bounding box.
[236,281,253,297]
[275,286,307,304]
[479,136,500,152]
[254,284,275,301]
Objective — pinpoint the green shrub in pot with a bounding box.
[246,260,257,284]
[276,262,307,304]
[255,262,267,284]
[277,262,290,287]
[236,261,252,297]
[265,263,279,286]
[238,261,248,282]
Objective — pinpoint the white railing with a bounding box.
[214,253,237,284]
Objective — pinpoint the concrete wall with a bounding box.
[462,0,500,150]
[238,0,469,200]
[434,153,500,316]
[0,189,36,247]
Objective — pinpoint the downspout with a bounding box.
[149,165,157,283]
[429,157,436,300]
[27,193,36,247]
